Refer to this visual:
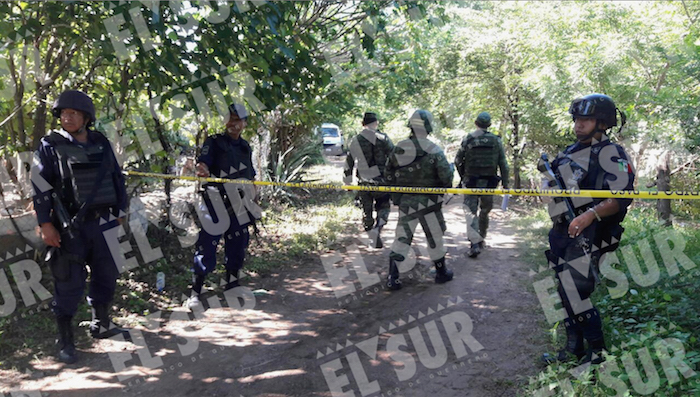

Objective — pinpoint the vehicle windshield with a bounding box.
[322,128,339,137]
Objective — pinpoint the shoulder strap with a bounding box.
[464,134,475,146]
[72,134,114,225]
[593,141,614,191]
[355,134,377,167]
[46,132,73,206]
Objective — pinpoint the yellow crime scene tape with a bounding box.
[124,171,700,200]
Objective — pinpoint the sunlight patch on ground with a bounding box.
[285,276,328,295]
[306,161,345,183]
[163,309,322,348]
[238,368,306,383]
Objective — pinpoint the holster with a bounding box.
[598,224,624,255]
[201,185,259,228]
[45,240,84,282]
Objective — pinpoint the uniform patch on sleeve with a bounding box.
[618,159,632,173]
[201,145,210,156]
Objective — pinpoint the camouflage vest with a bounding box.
[461,131,501,177]
[356,132,390,181]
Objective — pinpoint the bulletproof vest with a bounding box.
[550,141,619,219]
[49,132,118,211]
[551,140,628,253]
[209,135,255,182]
[390,152,442,188]
[462,132,500,177]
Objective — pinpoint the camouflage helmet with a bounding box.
[475,112,491,128]
[569,94,618,128]
[407,109,434,134]
[51,90,96,126]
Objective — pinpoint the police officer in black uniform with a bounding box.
[188,103,258,309]
[543,94,635,364]
[33,90,130,364]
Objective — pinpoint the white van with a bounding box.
[321,123,345,156]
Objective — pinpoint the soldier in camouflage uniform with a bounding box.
[454,112,509,258]
[344,112,395,248]
[384,110,454,290]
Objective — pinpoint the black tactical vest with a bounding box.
[48,132,118,212]
[462,131,501,177]
[208,134,255,182]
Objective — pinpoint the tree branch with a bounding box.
[681,0,700,27]
[75,56,104,92]
[646,154,699,187]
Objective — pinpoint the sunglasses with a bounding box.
[569,98,596,116]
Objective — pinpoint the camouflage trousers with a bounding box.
[358,190,391,231]
[389,201,447,263]
[464,195,493,243]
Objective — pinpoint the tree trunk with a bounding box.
[507,90,521,189]
[656,150,672,226]
[153,115,173,216]
[31,89,49,151]
[9,54,27,149]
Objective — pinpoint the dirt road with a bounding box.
[0,196,549,397]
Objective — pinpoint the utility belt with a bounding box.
[200,184,258,228]
[84,206,118,221]
[200,184,244,208]
[551,205,589,226]
[551,207,625,255]
[462,175,501,189]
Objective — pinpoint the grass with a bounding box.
[514,205,700,396]
[246,189,357,274]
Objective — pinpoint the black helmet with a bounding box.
[407,109,434,134]
[228,103,248,121]
[52,90,96,125]
[568,93,618,128]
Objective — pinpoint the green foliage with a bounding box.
[263,138,321,203]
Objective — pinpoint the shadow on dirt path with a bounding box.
[0,197,549,397]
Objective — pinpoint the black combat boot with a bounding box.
[386,258,402,291]
[225,270,240,290]
[90,303,131,341]
[56,315,78,364]
[370,222,384,249]
[583,338,606,365]
[434,257,454,284]
[467,241,482,258]
[556,327,586,363]
[187,273,206,310]
[543,322,586,365]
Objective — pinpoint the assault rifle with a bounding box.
[53,194,76,240]
[538,153,600,284]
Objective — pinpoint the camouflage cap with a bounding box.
[475,112,491,128]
